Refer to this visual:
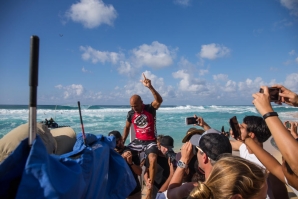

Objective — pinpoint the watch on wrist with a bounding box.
[177,160,188,168]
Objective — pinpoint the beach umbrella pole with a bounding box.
[78,101,86,145]
[28,35,39,146]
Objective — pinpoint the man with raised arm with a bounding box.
[122,73,163,199]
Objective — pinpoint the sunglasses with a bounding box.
[195,146,211,160]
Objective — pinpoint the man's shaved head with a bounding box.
[130,95,143,113]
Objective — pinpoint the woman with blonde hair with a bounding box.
[188,155,268,199]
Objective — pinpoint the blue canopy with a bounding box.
[0,133,136,199]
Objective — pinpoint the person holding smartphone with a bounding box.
[252,85,298,192]
[229,115,288,199]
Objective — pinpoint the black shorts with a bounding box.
[127,139,158,155]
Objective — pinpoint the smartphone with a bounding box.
[259,87,281,102]
[229,116,241,140]
[185,117,197,125]
[285,121,291,129]
[171,159,177,167]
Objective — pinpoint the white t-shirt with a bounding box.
[239,143,265,168]
[239,144,272,199]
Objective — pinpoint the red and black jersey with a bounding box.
[127,104,157,141]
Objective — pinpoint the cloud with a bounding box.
[283,60,292,65]
[174,0,191,6]
[280,0,298,16]
[131,41,177,68]
[289,50,296,55]
[65,0,117,28]
[117,61,136,76]
[80,46,123,64]
[213,74,228,82]
[296,57,298,63]
[55,84,85,99]
[198,43,230,60]
[238,77,267,93]
[82,67,92,73]
[284,73,298,92]
[273,19,293,29]
[199,69,209,76]
[172,70,206,92]
[120,71,177,100]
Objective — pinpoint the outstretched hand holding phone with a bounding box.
[229,116,241,141]
[271,84,298,107]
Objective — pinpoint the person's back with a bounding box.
[188,155,268,199]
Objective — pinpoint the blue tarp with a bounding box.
[0,133,136,199]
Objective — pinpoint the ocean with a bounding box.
[1,104,297,149]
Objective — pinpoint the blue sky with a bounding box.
[0,0,297,105]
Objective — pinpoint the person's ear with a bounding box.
[203,153,208,164]
[248,132,255,139]
[230,194,243,199]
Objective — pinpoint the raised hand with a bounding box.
[272,84,298,107]
[252,86,274,116]
[140,73,152,88]
[194,115,211,130]
[289,121,298,139]
[180,142,193,164]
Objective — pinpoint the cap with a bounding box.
[160,135,174,149]
[189,129,222,146]
[182,128,205,143]
[108,130,122,140]
[190,129,232,161]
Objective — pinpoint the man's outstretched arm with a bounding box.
[122,121,131,143]
[149,85,163,109]
[141,73,163,109]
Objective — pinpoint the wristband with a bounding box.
[129,162,134,166]
[263,112,278,120]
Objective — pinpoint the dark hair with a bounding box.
[243,116,271,143]
[157,134,164,142]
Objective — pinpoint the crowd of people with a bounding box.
[108,75,298,199]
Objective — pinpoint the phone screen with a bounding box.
[185,117,197,125]
[229,116,241,140]
[259,87,281,102]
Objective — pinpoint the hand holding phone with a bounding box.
[285,121,291,129]
[185,117,197,125]
[229,116,241,140]
[259,87,281,102]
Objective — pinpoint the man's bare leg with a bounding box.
[145,153,157,199]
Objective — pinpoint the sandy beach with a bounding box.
[141,137,298,199]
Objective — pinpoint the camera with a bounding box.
[165,150,177,167]
[259,87,281,102]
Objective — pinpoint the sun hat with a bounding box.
[182,128,205,143]
[190,129,232,161]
